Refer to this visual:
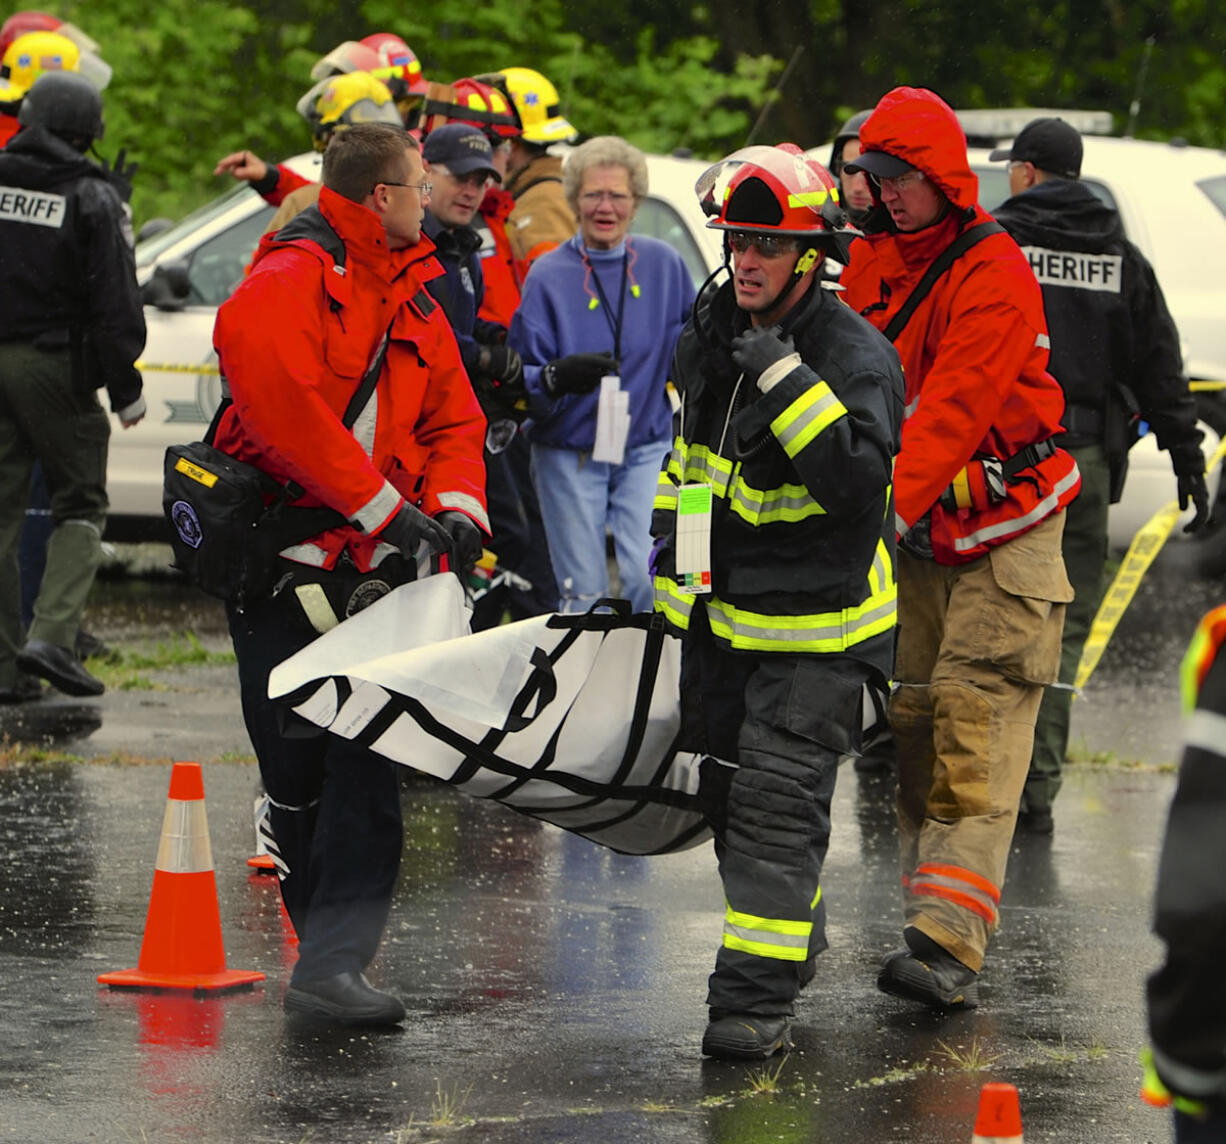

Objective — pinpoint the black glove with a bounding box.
[730,326,796,388]
[435,511,484,574]
[379,502,453,561]
[541,352,617,398]
[1177,469,1211,534]
[477,343,524,388]
[99,147,139,203]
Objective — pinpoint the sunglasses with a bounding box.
[868,170,925,192]
[727,232,802,258]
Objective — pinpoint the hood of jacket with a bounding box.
[993,177,1124,252]
[0,124,100,188]
[860,87,978,213]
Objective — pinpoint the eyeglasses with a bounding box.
[727,231,802,259]
[578,190,634,208]
[869,170,925,192]
[374,180,433,197]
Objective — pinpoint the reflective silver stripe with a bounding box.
[351,479,402,535]
[952,462,1080,552]
[351,387,378,456]
[910,871,998,921]
[1151,1044,1226,1099]
[723,922,809,951]
[653,481,678,511]
[706,591,896,651]
[895,511,910,535]
[295,583,339,634]
[1035,332,1050,349]
[729,478,825,525]
[868,541,890,595]
[771,382,846,459]
[653,576,694,628]
[673,446,733,497]
[436,490,491,533]
[279,541,329,566]
[904,396,920,419]
[155,799,214,874]
[1184,708,1226,755]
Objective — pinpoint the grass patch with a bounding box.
[430,1079,473,1127]
[87,632,235,691]
[743,1056,789,1095]
[852,1061,932,1088]
[1064,743,1175,772]
[1029,1034,1110,1065]
[935,1036,1001,1072]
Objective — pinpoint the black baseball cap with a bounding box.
[422,123,501,182]
[989,117,1082,179]
[842,149,915,179]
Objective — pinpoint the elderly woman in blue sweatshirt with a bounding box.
[509,135,695,613]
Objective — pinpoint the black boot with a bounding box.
[702,1011,793,1060]
[17,639,104,697]
[284,970,405,1026]
[877,927,979,1010]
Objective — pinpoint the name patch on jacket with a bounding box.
[1021,246,1122,293]
[0,186,67,228]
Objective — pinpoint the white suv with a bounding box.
[112,151,722,540]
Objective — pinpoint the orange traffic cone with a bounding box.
[972,1082,1024,1143]
[99,762,266,993]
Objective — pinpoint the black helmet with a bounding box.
[828,109,872,177]
[18,70,104,145]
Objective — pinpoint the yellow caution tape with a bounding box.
[135,360,222,375]
[1075,436,1226,690]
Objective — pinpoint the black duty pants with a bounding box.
[228,559,405,984]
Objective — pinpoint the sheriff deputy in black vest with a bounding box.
[0,71,145,702]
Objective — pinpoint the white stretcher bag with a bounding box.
[268,575,713,855]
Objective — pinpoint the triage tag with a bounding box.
[591,374,629,465]
[675,483,713,594]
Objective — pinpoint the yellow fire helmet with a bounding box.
[0,30,79,103]
[497,66,576,145]
[296,71,403,150]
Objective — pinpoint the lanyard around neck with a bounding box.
[580,245,629,362]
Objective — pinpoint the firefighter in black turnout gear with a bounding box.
[991,117,1208,832]
[0,71,144,702]
[652,145,904,1059]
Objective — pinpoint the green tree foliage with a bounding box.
[35,0,1226,228]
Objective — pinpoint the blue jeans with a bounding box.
[530,438,669,614]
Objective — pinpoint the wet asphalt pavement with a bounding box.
[0,544,1220,1143]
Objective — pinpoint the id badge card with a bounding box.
[591,375,630,465]
[675,483,713,594]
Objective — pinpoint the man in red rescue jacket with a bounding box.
[212,123,488,1027]
[841,87,1080,1010]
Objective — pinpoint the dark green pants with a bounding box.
[0,342,109,687]
[1025,444,1110,812]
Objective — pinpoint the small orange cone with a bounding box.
[972,1082,1024,1143]
[99,762,265,993]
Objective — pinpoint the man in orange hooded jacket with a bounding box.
[842,87,1080,1009]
